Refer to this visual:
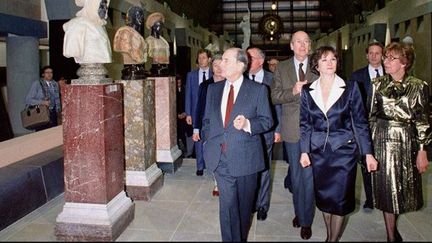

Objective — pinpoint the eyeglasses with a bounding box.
[382,56,400,62]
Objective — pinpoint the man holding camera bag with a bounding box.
[24,66,61,131]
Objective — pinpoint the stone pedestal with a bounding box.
[151,76,182,173]
[55,84,134,241]
[116,79,163,201]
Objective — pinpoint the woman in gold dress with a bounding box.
[370,42,431,242]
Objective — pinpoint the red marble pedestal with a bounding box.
[151,77,182,173]
[55,84,134,241]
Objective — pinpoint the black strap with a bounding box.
[39,79,49,100]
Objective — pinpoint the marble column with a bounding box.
[55,84,134,241]
[116,79,163,201]
[151,76,182,173]
[6,36,40,136]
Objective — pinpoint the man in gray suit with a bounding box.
[270,31,318,240]
[246,47,282,221]
[202,48,273,241]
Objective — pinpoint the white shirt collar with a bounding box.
[249,68,264,83]
[368,64,383,79]
[199,68,210,84]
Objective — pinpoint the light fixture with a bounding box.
[270,37,274,41]
[271,1,277,10]
[271,21,275,26]
[270,31,274,35]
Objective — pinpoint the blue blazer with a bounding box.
[202,78,273,177]
[349,66,373,113]
[193,77,217,132]
[300,77,372,156]
[246,70,282,146]
[185,68,213,125]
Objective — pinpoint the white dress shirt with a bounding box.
[221,76,251,133]
[199,68,210,85]
[294,57,308,81]
[368,65,383,80]
[249,68,264,83]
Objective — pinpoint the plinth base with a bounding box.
[55,191,134,241]
[125,164,164,201]
[156,145,182,173]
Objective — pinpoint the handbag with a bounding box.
[21,80,51,129]
[21,105,50,129]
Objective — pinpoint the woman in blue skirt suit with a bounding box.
[299,46,378,242]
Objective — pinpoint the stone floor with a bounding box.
[0,158,431,242]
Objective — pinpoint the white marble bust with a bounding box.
[63,0,112,64]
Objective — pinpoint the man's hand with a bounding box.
[299,153,311,167]
[178,112,187,119]
[233,115,248,130]
[292,80,307,95]
[274,132,282,143]
[186,115,192,125]
[192,133,200,142]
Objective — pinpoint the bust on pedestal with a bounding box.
[145,12,170,76]
[113,6,148,80]
[63,0,112,84]
[56,0,134,241]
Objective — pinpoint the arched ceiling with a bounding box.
[155,0,384,32]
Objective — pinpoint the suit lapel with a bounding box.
[229,80,250,125]
[287,59,297,83]
[215,81,225,128]
[327,76,346,111]
[309,75,346,114]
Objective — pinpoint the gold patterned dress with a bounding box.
[370,75,431,214]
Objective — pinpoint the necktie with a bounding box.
[299,63,305,81]
[224,85,234,128]
[251,74,255,82]
[375,69,380,78]
[202,71,206,83]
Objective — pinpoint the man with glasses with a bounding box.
[270,31,318,240]
[25,66,61,131]
[349,41,384,211]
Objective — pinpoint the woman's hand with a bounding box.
[299,153,311,168]
[365,154,378,172]
[41,100,50,106]
[416,150,429,174]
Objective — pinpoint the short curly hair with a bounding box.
[384,42,415,72]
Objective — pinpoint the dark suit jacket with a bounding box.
[185,68,213,126]
[246,70,282,147]
[202,78,273,177]
[270,57,319,143]
[299,77,372,155]
[193,77,216,132]
[349,66,373,114]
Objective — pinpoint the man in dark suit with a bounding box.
[246,47,282,221]
[270,31,318,240]
[185,49,213,175]
[349,41,384,210]
[202,48,273,241]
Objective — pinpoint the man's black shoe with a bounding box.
[363,200,374,212]
[257,207,267,221]
[196,170,203,176]
[300,227,312,240]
